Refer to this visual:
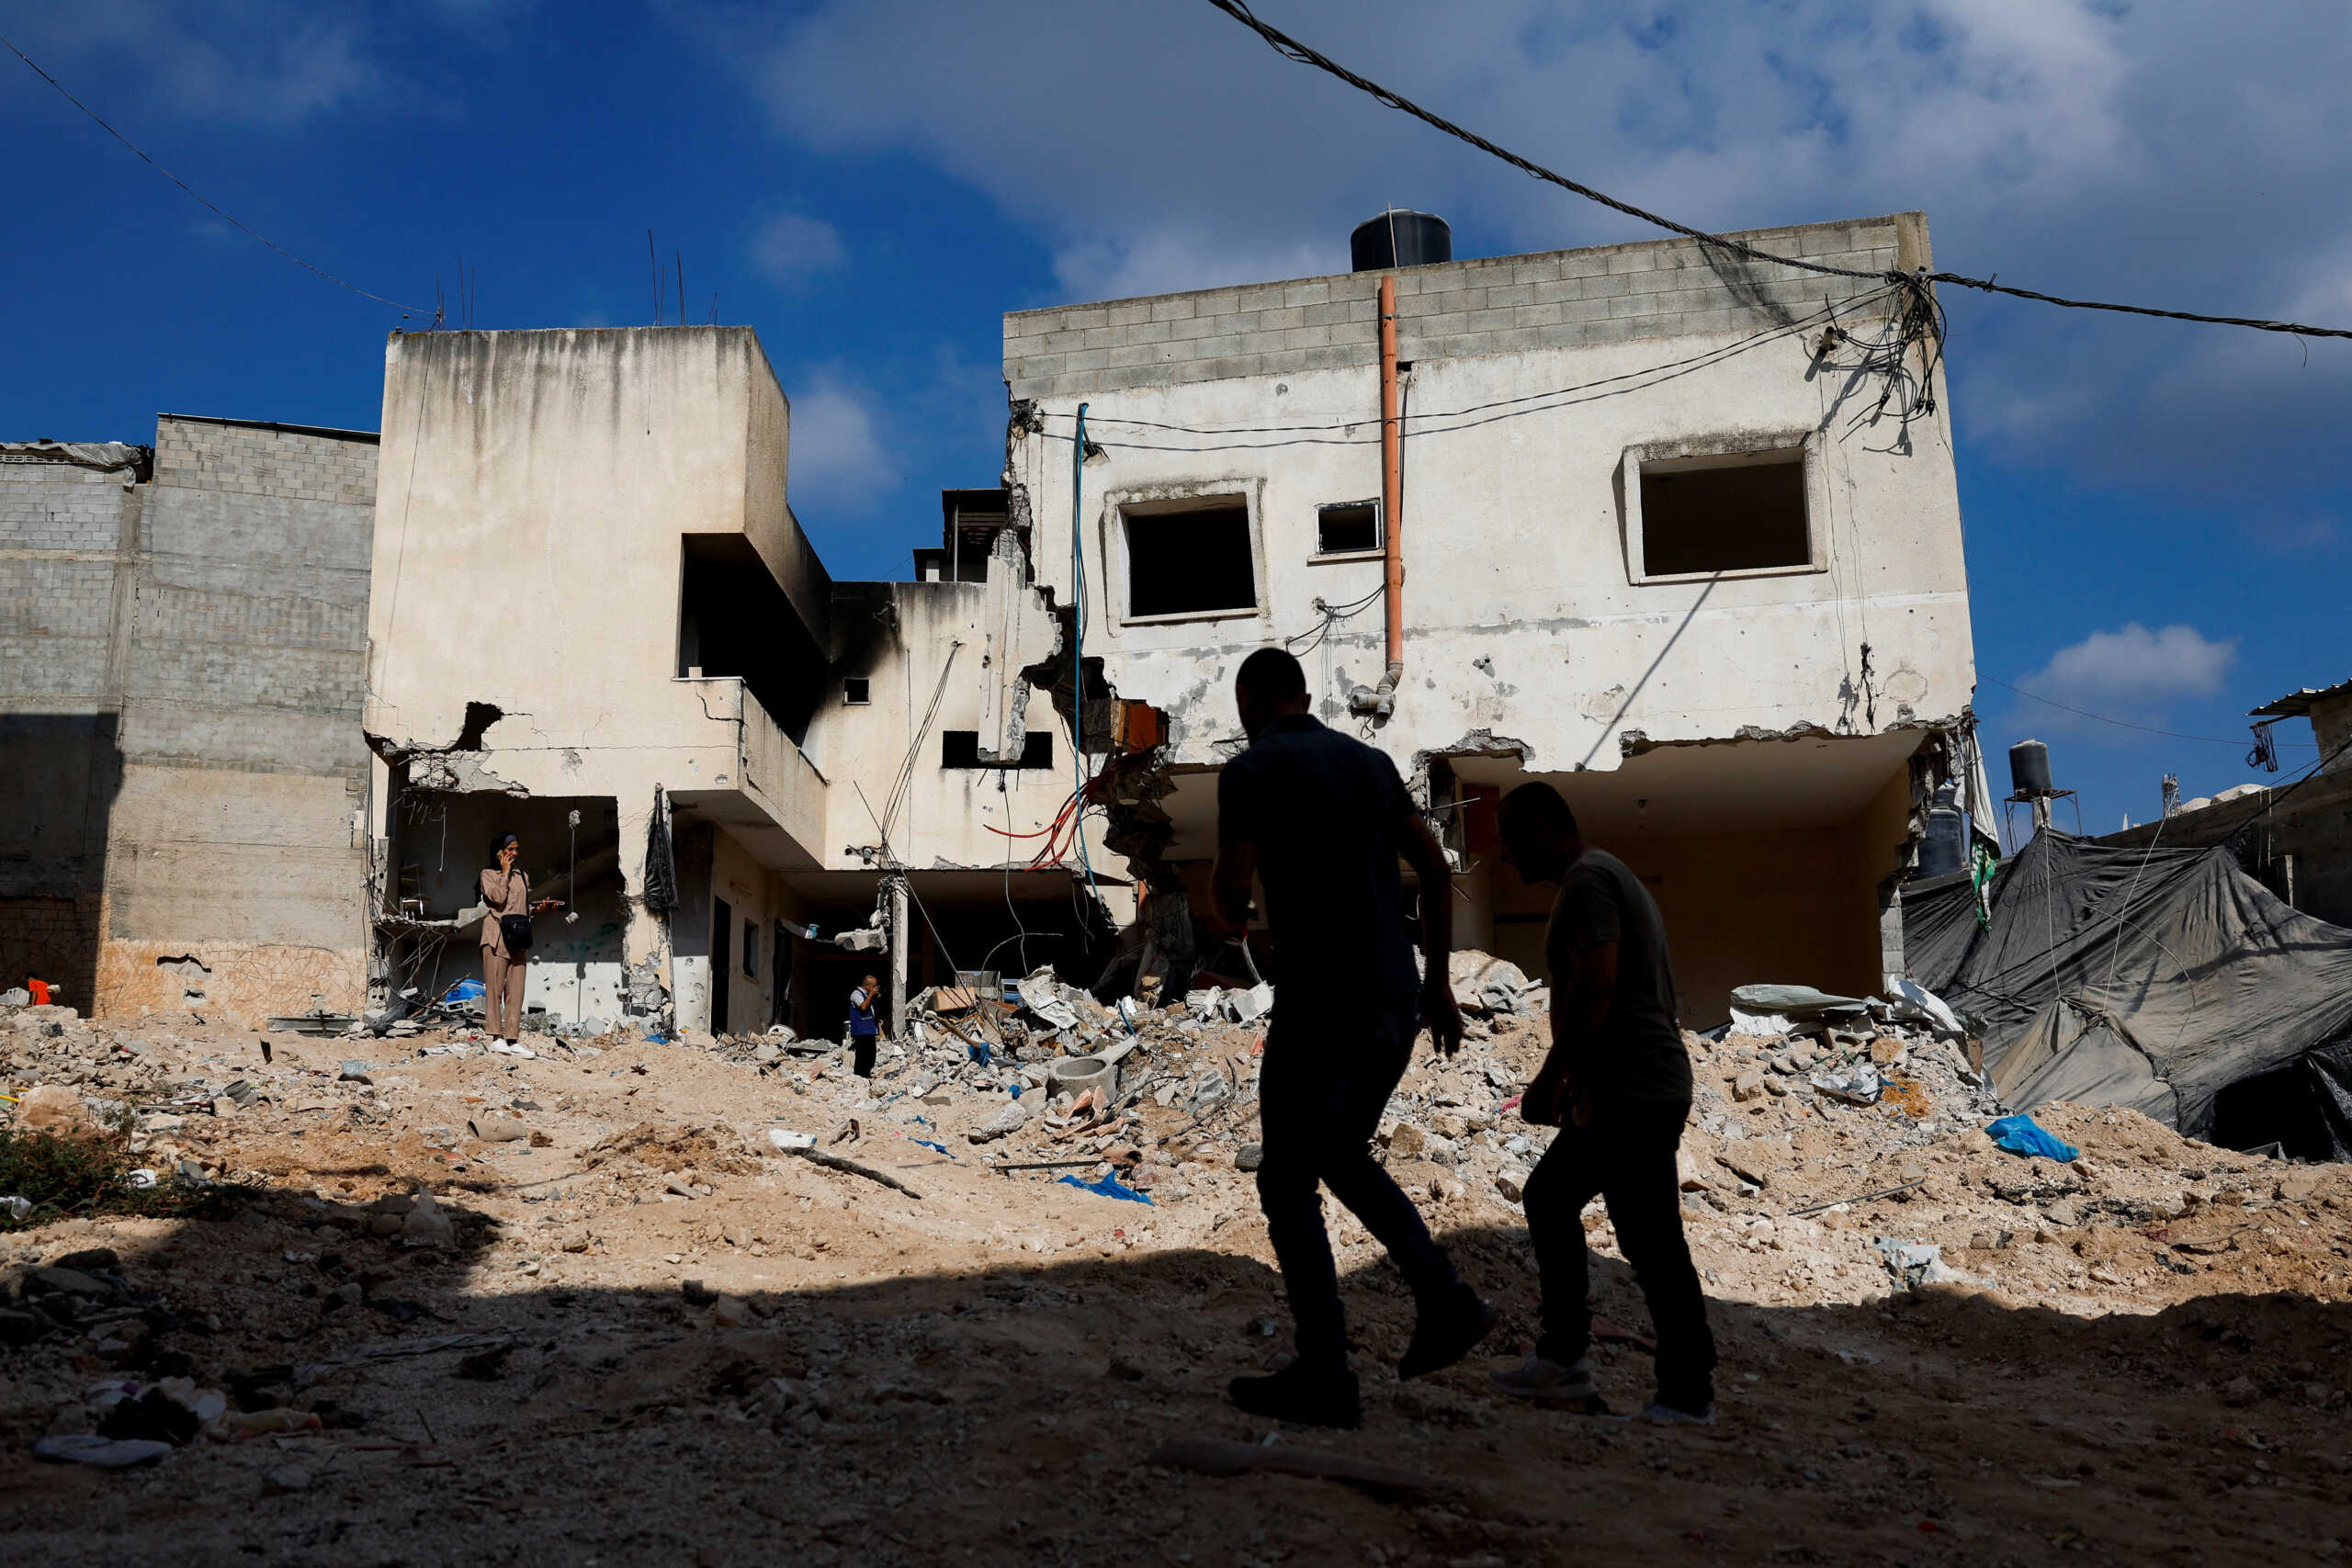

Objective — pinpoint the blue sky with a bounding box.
[6,0,2347,840]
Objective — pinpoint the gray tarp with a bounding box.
[1899,830,2352,1149]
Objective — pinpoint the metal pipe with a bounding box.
[1380,273,1402,684]
[1350,276,1405,717]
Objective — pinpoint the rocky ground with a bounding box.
[4,990,2350,1568]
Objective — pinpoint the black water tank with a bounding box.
[1917,781,1967,879]
[2009,739,2053,797]
[1351,209,1452,272]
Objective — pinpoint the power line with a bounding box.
[1203,1,2352,343]
[1037,288,1892,438]
[1984,675,2314,747]
[1,33,435,317]
[1035,294,1872,453]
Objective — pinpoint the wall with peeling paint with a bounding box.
[362,325,1108,1033]
[364,326,846,1031]
[1004,214,1977,1012]
[1006,214,1972,782]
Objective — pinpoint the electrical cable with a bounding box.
[2,33,435,317]
[1036,296,1900,454]
[1983,675,2317,748]
[1069,403,1102,901]
[1202,1,2352,343]
[1034,291,1884,439]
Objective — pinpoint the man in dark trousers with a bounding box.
[847,974,885,1077]
[1491,781,1717,1423]
[1210,647,1492,1427]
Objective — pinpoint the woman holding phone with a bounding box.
[481,831,561,1045]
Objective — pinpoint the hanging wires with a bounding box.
[1069,404,1104,901]
[2,33,435,318]
[1200,1,2352,343]
[1033,290,1886,450]
[1285,584,1385,656]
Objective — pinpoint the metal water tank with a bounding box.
[1917,781,1967,878]
[1351,209,1453,272]
[2009,739,2053,797]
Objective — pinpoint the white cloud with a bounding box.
[749,211,849,288]
[2015,623,2237,724]
[6,2,392,126]
[717,0,2352,502]
[785,370,899,505]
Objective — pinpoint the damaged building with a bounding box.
[359,326,1117,1039]
[0,417,377,1020]
[1001,210,1987,1023]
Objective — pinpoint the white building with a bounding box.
[361,327,1097,1038]
[1001,212,1986,1021]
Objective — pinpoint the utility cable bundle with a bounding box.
[1203,0,2352,344]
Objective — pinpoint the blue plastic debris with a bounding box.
[642,1033,670,1044]
[1985,1113,2079,1163]
[442,978,486,1003]
[1057,1172,1154,1205]
[910,1138,951,1156]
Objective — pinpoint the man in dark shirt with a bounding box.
[1211,648,1491,1428]
[1491,781,1717,1423]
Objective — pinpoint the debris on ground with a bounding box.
[3,963,2347,1564]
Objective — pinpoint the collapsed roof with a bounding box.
[1902,830,2352,1157]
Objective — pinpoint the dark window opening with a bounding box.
[1639,457,1809,578]
[842,677,870,705]
[942,729,1055,769]
[677,536,827,742]
[1125,502,1255,617]
[1316,501,1381,556]
[742,919,758,978]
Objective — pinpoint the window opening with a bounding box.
[1316,501,1381,556]
[742,919,758,978]
[1125,502,1254,617]
[842,677,871,705]
[1639,457,1808,577]
[942,729,1054,769]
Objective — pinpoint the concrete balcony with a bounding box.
[667,675,828,870]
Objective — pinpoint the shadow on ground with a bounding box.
[3,1182,2346,1568]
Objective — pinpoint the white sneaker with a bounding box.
[1639,1399,1716,1426]
[1490,1354,1598,1406]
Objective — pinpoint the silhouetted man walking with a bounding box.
[1210,648,1491,1427]
[1491,782,1717,1423]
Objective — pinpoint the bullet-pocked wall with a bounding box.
[1005,213,1980,1007]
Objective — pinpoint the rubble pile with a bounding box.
[5,967,2351,1561]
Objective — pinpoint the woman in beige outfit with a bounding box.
[481,832,560,1044]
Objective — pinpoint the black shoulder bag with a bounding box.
[496,872,534,954]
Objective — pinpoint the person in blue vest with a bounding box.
[846,974,886,1077]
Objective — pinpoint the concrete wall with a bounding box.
[800,570,1091,878]
[96,416,377,1021]
[2,423,376,1021]
[1003,213,1974,997]
[1005,213,1973,778]
[365,327,873,1032]
[0,444,141,1003]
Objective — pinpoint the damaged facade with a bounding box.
[360,326,1109,1039]
[0,418,376,1020]
[1001,212,1985,1022]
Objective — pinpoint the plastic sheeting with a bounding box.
[1901,831,2352,1151]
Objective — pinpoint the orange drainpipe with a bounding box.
[1381,273,1403,696]
[1353,274,1405,717]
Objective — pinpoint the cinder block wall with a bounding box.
[0,447,143,1004]
[1006,214,1921,400]
[94,417,380,1021]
